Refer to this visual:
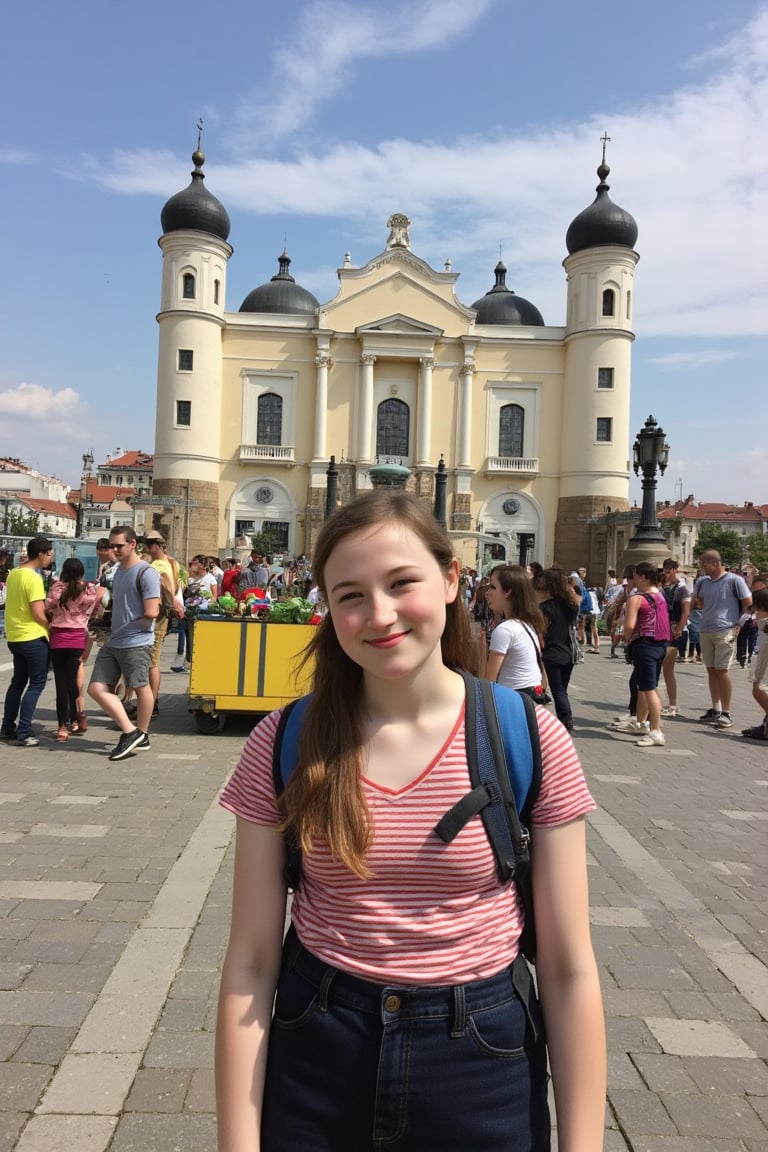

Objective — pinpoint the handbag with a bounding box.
[521,623,553,705]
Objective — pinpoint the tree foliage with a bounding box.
[693,522,744,568]
[745,531,768,572]
[5,509,40,537]
[251,525,283,557]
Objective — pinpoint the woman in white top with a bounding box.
[485,564,546,697]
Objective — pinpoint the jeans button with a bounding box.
[384,994,401,1012]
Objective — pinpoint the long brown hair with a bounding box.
[490,563,546,641]
[281,490,477,878]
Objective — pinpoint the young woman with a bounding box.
[45,558,102,740]
[485,564,548,701]
[534,568,580,731]
[216,492,605,1152]
[183,555,218,666]
[622,561,671,747]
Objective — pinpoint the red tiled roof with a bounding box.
[71,479,137,506]
[659,502,766,523]
[21,498,77,521]
[97,451,154,470]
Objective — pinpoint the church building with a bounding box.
[152,140,638,569]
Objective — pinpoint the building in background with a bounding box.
[152,139,639,566]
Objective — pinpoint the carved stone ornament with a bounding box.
[361,353,377,366]
[386,213,411,250]
[462,359,476,375]
[255,486,274,504]
[503,498,521,516]
[315,354,332,368]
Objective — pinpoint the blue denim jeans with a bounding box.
[3,638,50,738]
[261,928,550,1151]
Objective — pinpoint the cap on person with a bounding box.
[145,530,165,544]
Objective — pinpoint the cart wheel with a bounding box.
[194,710,226,735]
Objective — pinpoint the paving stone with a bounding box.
[0,1114,26,1152]
[682,1056,768,1096]
[608,1088,678,1136]
[107,1112,217,1151]
[631,1052,698,1093]
[37,1052,141,1115]
[0,992,93,1028]
[645,1017,758,1058]
[143,1030,214,1070]
[0,1063,52,1111]
[0,1026,27,1060]
[11,1026,77,1066]
[0,967,32,993]
[158,997,209,1032]
[10,941,90,966]
[184,1067,215,1113]
[608,963,697,991]
[661,1091,766,1139]
[13,1115,117,1152]
[124,1068,191,1113]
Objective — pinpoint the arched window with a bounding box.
[183,273,196,300]
[257,393,283,445]
[602,288,615,317]
[499,403,524,458]
[376,398,409,458]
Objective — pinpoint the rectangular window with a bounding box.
[214,279,220,305]
[176,400,191,426]
[597,367,614,390]
[596,417,613,442]
[178,349,193,371]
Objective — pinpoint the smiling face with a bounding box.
[323,521,460,684]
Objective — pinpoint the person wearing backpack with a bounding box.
[216,491,604,1152]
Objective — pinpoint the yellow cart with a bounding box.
[188,617,315,733]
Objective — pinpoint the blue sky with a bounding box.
[1,0,765,506]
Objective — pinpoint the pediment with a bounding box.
[356,314,444,338]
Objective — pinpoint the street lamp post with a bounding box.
[624,415,670,566]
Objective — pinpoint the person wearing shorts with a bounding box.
[693,551,751,730]
[622,562,671,747]
[742,587,768,740]
[88,525,160,762]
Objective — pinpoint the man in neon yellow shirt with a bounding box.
[1,537,54,747]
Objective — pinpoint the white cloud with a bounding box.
[647,350,740,370]
[0,383,81,419]
[0,148,36,166]
[230,0,499,146]
[80,4,768,338]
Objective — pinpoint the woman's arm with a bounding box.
[622,595,639,643]
[485,650,505,681]
[533,818,606,1151]
[216,817,287,1152]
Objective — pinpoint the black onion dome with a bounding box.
[566,161,637,255]
[239,250,319,315]
[160,148,231,241]
[471,262,544,326]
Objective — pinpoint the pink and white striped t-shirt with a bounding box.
[219,702,595,985]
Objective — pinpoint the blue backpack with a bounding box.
[272,671,542,962]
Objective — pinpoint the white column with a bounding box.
[458,358,474,468]
[359,354,376,463]
[417,356,434,466]
[313,353,331,461]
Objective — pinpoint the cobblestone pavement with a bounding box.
[0,639,765,1150]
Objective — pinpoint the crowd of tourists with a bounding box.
[0,530,314,757]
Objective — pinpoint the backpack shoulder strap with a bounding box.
[271,694,313,890]
[434,672,538,881]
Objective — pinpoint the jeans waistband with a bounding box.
[283,926,528,1018]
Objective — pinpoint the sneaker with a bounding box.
[611,718,649,733]
[661,706,678,718]
[15,735,40,747]
[108,729,145,762]
[134,732,151,751]
[636,730,666,747]
[741,724,768,740]
[699,708,721,723]
[713,712,733,729]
